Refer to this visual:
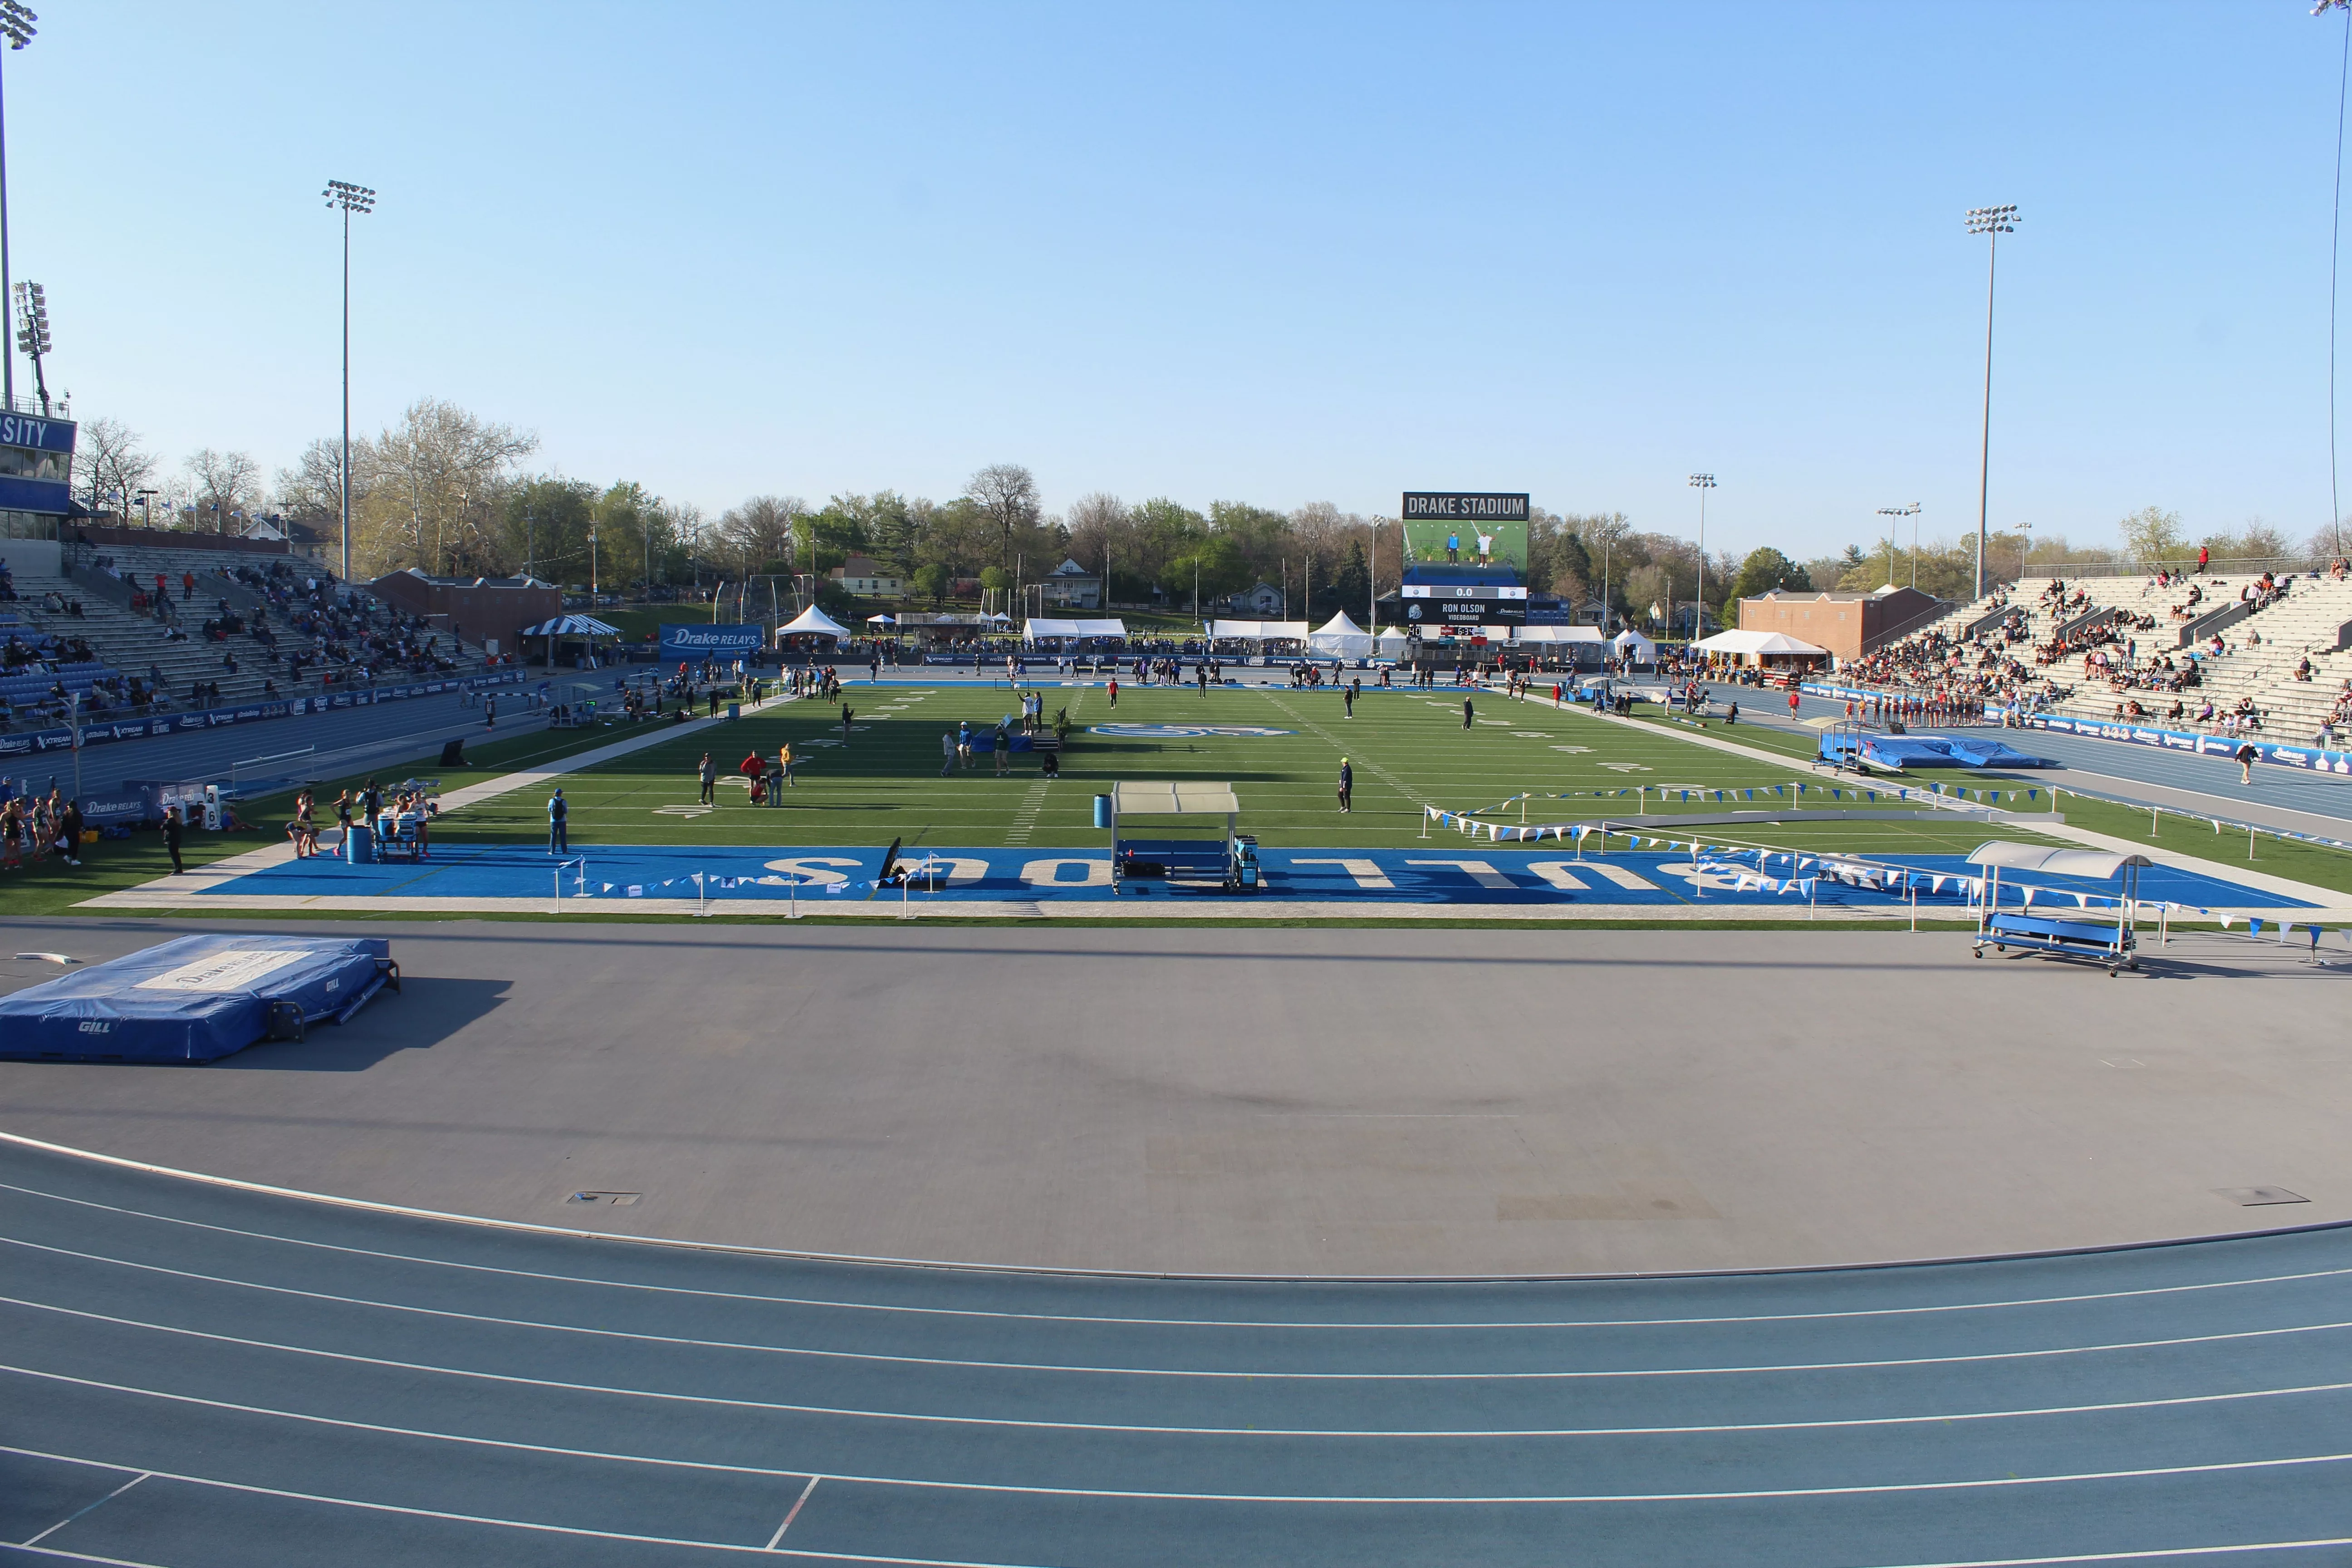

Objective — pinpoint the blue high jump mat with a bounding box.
[0,934,398,1063]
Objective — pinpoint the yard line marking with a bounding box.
[20,1471,149,1548]
[765,1476,822,1548]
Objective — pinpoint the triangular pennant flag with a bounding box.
[2249,917,2264,935]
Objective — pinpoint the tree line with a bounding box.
[69,397,2341,620]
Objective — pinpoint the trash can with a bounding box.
[1092,794,1112,829]
[727,703,740,720]
[344,822,375,865]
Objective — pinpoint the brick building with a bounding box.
[1736,585,1945,663]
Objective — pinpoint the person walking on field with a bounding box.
[484,694,496,731]
[994,720,1011,775]
[1106,677,1119,710]
[1343,684,1355,718]
[840,701,855,746]
[778,739,795,789]
[941,730,957,776]
[698,752,717,805]
[1463,695,1475,729]
[547,789,568,854]
[2238,739,2260,784]
[163,805,185,873]
[1338,757,1353,813]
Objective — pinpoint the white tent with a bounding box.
[1023,617,1128,640]
[1612,628,1659,663]
[1692,628,1828,663]
[1512,625,1605,646]
[865,613,897,625]
[1207,619,1309,641]
[776,604,853,641]
[1307,611,1375,658]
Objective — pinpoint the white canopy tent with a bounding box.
[1691,628,1828,665]
[1206,619,1310,642]
[1307,611,1374,658]
[1612,628,1659,663]
[1512,625,1606,646]
[1023,617,1128,640]
[775,605,853,642]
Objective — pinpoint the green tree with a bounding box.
[2119,505,2185,565]
[1328,537,1371,617]
[913,562,951,606]
[1729,546,1811,602]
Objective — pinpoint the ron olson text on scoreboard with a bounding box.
[1400,492,1530,521]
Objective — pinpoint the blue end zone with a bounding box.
[189,843,2307,911]
[0,934,393,1063]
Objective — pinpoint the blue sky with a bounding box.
[13,2,2348,560]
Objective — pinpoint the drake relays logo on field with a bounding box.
[1090,724,1296,739]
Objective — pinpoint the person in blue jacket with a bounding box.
[548,788,569,854]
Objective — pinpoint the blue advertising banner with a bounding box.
[659,623,765,662]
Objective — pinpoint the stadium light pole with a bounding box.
[1687,474,1715,644]
[2323,0,2352,553]
[1966,205,2018,600]
[0,0,35,415]
[1878,504,1921,588]
[323,179,375,585]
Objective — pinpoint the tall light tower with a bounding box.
[0,1,36,414]
[1687,473,1715,642]
[11,277,46,415]
[323,179,374,584]
[2323,0,2351,553]
[1877,502,1921,588]
[1966,205,2018,600]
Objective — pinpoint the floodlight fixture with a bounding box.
[1687,474,1716,643]
[325,177,376,582]
[1966,204,2019,598]
[0,3,34,51]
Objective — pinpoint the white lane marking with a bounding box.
[0,1442,1034,1564]
[5,1426,2352,1509]
[3,1175,2347,1334]
[1,1539,170,1566]
[10,1349,2352,1443]
[1289,858,1396,890]
[1862,1541,2352,1568]
[1404,858,1514,889]
[10,1283,2352,1390]
[20,1470,149,1547]
[1582,862,1661,891]
[765,1475,822,1548]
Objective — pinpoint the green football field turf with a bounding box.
[425,684,2069,859]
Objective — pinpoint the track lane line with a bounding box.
[8,1304,2352,1436]
[0,1443,1044,1564]
[8,1176,2348,1333]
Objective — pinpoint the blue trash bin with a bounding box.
[1092,794,1112,829]
[727,703,740,720]
[344,822,375,865]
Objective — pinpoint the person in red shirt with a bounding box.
[180,571,194,601]
[2197,545,2210,573]
[1106,677,1119,709]
[740,748,766,803]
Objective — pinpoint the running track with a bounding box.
[4,1139,2352,1565]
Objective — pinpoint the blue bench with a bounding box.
[1976,909,2136,973]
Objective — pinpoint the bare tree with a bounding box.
[965,462,1039,566]
[274,436,363,529]
[182,448,265,531]
[75,417,155,516]
[356,398,538,575]
[716,495,808,573]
